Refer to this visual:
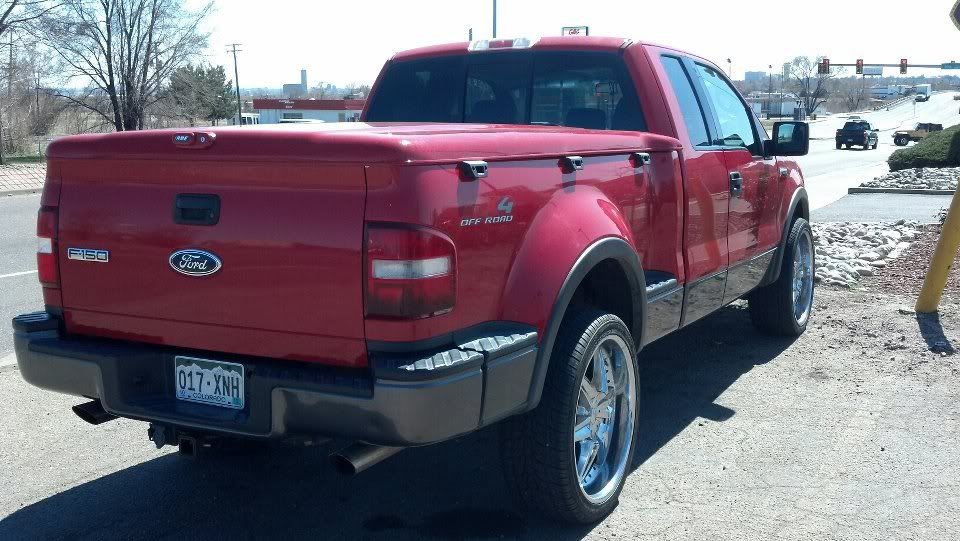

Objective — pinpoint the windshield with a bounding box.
[365,51,647,131]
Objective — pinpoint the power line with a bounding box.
[226,43,243,126]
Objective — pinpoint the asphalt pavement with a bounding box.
[2,289,958,540]
[0,193,43,361]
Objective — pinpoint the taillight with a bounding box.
[366,224,456,319]
[37,207,59,287]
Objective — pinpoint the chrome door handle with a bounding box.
[729,172,743,198]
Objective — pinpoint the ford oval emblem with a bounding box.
[169,249,222,277]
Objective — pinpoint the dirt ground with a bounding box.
[2,287,958,540]
[870,223,960,297]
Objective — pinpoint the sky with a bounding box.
[199,0,960,89]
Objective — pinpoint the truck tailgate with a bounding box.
[56,158,367,367]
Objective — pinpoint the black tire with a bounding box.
[894,136,907,146]
[872,142,878,149]
[500,308,638,524]
[749,218,815,336]
[835,142,842,150]
[844,144,851,149]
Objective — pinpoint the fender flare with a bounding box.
[760,186,809,287]
[524,237,646,411]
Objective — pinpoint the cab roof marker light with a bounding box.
[468,37,537,51]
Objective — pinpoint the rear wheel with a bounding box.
[749,218,815,336]
[500,309,638,524]
[894,136,907,146]
[835,142,842,150]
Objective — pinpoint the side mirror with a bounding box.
[767,121,809,157]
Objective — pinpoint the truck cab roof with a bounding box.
[391,36,635,62]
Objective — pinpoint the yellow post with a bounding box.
[916,187,960,313]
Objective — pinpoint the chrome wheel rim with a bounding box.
[792,229,814,326]
[573,334,636,504]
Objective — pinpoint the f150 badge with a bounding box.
[67,248,109,262]
[169,249,222,277]
[460,196,514,227]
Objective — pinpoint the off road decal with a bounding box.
[461,197,514,227]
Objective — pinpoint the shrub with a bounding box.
[888,124,960,171]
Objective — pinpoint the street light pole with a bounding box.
[492,0,497,38]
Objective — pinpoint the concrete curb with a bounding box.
[0,352,17,373]
[847,187,956,195]
[1,187,42,197]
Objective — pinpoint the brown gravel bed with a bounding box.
[865,224,960,298]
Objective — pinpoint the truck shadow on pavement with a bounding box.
[0,303,795,540]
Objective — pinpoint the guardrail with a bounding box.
[873,95,913,111]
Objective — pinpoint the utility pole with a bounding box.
[227,44,243,126]
[469,27,473,41]
[767,65,773,119]
[492,0,497,38]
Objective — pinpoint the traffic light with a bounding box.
[818,58,830,75]
[900,58,908,74]
[856,59,864,75]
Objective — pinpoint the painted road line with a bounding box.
[0,270,37,279]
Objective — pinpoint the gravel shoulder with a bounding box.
[869,224,960,298]
[1,289,958,540]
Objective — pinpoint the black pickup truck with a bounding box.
[836,120,878,150]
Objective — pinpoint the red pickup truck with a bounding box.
[13,36,812,523]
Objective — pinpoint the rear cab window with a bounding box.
[366,50,646,132]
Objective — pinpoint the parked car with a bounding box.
[12,36,812,524]
[836,120,879,150]
[893,122,943,146]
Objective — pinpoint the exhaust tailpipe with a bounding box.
[72,400,116,425]
[330,443,403,475]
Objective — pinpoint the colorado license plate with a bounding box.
[174,356,245,409]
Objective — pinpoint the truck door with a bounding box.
[659,55,730,325]
[691,63,780,303]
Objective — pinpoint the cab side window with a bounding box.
[694,64,761,155]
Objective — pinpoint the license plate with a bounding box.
[174,356,245,409]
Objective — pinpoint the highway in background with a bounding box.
[797,91,960,209]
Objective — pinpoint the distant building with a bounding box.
[745,92,800,117]
[253,99,366,123]
[283,70,309,98]
[744,71,768,83]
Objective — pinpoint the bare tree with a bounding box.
[0,1,57,38]
[789,56,842,116]
[37,0,211,131]
[835,77,869,113]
